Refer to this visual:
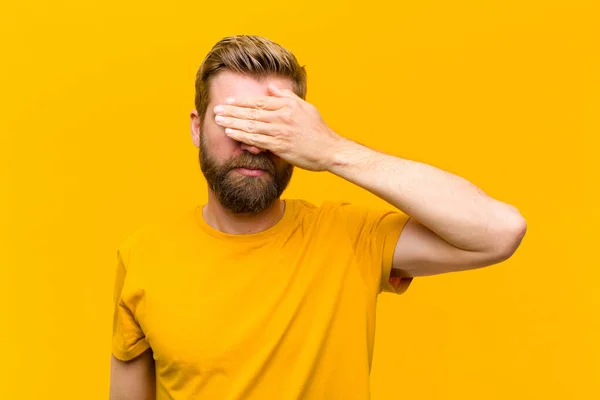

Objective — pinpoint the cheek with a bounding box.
[269,154,287,168]
[204,119,238,153]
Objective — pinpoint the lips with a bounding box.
[233,167,263,172]
[235,167,268,177]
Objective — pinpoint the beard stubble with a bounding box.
[199,135,294,215]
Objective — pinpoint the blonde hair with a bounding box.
[194,35,307,124]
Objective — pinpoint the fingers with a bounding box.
[223,128,272,149]
[214,88,301,132]
[214,105,272,122]
[224,95,287,111]
[214,98,298,126]
[215,115,278,136]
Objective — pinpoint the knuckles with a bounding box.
[255,99,266,109]
[271,136,287,153]
[246,108,260,121]
[246,120,257,132]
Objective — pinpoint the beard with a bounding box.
[199,135,294,215]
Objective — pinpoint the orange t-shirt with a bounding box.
[112,198,411,399]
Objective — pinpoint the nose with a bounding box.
[240,143,266,154]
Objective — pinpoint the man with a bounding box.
[110,35,526,399]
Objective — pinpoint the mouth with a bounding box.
[234,167,268,177]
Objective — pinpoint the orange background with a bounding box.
[1,0,598,398]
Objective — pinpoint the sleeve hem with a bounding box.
[380,215,413,295]
[112,339,151,362]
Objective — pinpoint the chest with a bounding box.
[136,238,371,368]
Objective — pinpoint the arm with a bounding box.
[327,138,527,277]
[211,85,526,277]
[110,349,156,400]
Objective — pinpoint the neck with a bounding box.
[202,190,285,235]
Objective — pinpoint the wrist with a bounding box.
[325,135,374,176]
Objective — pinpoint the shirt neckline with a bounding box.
[194,199,295,242]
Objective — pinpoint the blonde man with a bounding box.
[110,35,526,400]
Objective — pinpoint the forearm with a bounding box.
[327,137,526,253]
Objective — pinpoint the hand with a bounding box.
[213,84,343,172]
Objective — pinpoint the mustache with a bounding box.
[227,153,276,174]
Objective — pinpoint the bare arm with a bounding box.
[209,87,527,277]
[327,139,527,277]
[109,349,156,400]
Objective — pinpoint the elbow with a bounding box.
[493,208,527,262]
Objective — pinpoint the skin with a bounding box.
[209,72,527,276]
[110,349,155,400]
[109,70,527,399]
[110,73,298,399]
[192,72,298,234]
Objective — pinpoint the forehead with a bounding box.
[208,70,295,105]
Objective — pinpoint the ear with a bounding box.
[190,109,201,148]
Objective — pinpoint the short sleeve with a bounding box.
[112,247,150,361]
[339,202,413,295]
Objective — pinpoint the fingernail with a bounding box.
[214,105,225,114]
[215,115,224,122]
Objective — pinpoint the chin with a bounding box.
[227,199,275,215]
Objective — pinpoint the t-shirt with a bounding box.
[112,198,412,399]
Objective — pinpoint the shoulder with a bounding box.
[117,208,198,266]
[290,198,358,213]
[288,198,350,219]
[295,198,408,234]
[288,198,385,229]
